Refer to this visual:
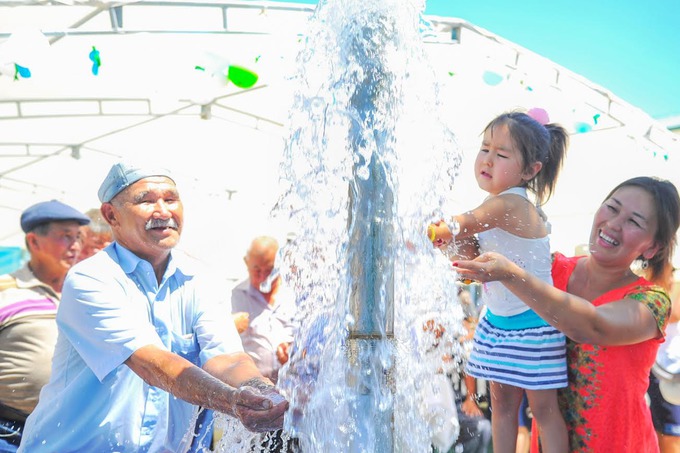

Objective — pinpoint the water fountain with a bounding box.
[214,0,465,451]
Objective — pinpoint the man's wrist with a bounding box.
[240,377,274,391]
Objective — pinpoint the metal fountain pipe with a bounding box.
[347,23,395,342]
[345,15,396,453]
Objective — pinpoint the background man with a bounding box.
[231,236,297,385]
[228,235,297,452]
[77,207,113,261]
[0,200,90,451]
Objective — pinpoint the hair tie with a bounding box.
[527,107,550,126]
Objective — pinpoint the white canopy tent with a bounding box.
[1,0,678,279]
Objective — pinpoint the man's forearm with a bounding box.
[126,345,241,416]
[203,352,271,388]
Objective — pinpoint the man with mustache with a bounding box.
[19,162,288,453]
[0,200,90,452]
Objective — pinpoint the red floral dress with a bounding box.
[532,253,670,453]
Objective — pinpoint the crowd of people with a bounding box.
[2,164,288,453]
[0,107,679,453]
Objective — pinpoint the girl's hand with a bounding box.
[452,252,517,283]
[461,395,484,417]
[428,220,453,247]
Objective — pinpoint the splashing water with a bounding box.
[216,0,465,451]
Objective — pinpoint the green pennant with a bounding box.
[227,65,258,88]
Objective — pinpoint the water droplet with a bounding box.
[356,165,370,180]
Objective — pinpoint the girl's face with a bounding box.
[474,123,540,196]
[589,185,659,266]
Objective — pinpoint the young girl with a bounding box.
[430,110,570,453]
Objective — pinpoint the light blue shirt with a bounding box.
[19,243,242,453]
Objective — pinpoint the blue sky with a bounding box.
[272,0,680,120]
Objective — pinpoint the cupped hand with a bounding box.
[452,252,516,283]
[233,384,289,432]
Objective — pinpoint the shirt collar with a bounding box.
[12,264,58,297]
[110,242,196,279]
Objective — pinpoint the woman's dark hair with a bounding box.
[605,176,680,285]
[483,111,569,206]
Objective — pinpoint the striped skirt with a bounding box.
[465,314,568,390]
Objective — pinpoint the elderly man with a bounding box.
[228,235,297,452]
[231,236,297,385]
[19,163,287,453]
[0,200,90,451]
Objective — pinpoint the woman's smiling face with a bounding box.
[590,185,659,266]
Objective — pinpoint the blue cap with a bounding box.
[98,162,174,203]
[20,200,91,233]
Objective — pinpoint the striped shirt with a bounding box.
[0,265,60,417]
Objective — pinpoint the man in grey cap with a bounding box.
[20,162,288,453]
[0,199,90,451]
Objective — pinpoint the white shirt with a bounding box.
[476,187,553,317]
[231,278,296,383]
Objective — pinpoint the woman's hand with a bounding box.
[452,252,519,283]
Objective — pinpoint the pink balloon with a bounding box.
[527,107,550,125]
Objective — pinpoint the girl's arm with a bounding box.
[431,194,537,246]
[461,373,484,417]
[454,196,514,239]
[452,252,664,346]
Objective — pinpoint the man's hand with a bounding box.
[232,379,289,433]
[276,342,291,365]
[232,312,250,333]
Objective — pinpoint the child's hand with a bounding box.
[428,220,453,247]
[461,395,484,417]
[423,318,446,339]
